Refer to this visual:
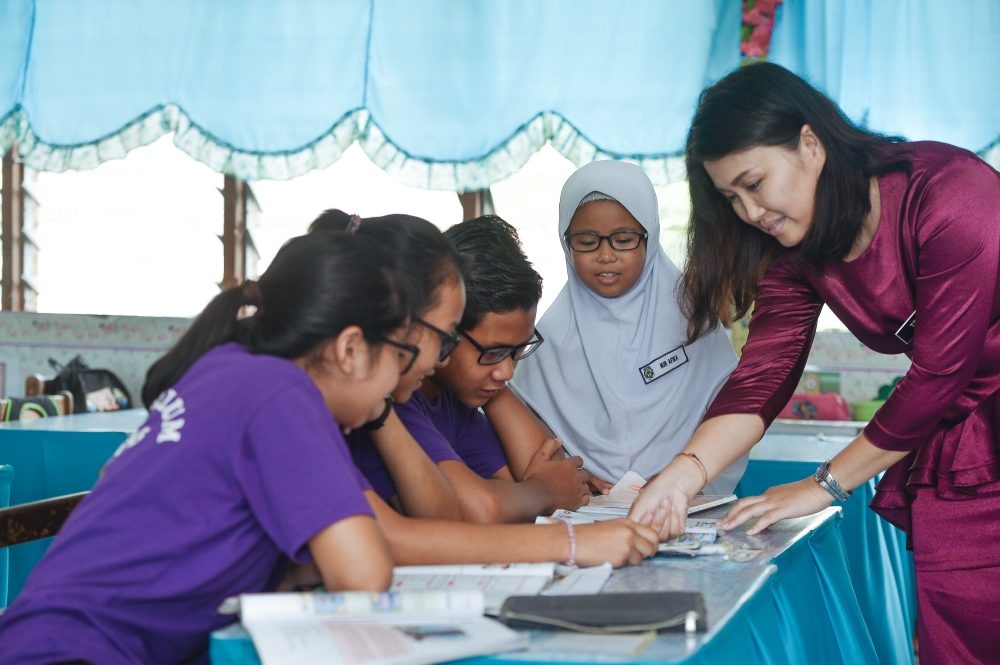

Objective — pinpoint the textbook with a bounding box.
[390,563,555,615]
[240,591,525,665]
[575,470,737,517]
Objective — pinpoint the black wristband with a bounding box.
[359,396,394,432]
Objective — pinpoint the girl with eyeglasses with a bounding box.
[0,232,412,665]
[310,211,469,522]
[510,160,745,493]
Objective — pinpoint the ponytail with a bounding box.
[142,232,410,408]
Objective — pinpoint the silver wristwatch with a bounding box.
[814,460,852,502]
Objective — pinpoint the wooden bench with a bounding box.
[0,492,88,548]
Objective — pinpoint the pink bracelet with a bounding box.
[557,518,577,567]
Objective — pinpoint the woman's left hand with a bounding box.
[717,477,835,535]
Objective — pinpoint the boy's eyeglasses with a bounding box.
[564,231,648,252]
[460,329,545,366]
[413,317,462,361]
[379,338,421,375]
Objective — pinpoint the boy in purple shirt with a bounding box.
[0,233,410,665]
[352,216,596,522]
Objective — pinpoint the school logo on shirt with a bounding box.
[639,346,688,385]
[112,388,186,458]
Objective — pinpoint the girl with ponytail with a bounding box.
[0,231,415,665]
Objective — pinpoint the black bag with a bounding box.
[498,592,707,634]
[46,356,133,414]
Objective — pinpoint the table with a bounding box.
[0,409,148,602]
[736,433,917,665]
[210,507,882,665]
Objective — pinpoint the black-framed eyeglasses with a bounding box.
[413,317,462,361]
[564,231,648,252]
[460,328,545,366]
[379,338,421,375]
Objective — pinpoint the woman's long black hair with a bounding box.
[309,210,468,316]
[141,231,409,407]
[683,62,912,342]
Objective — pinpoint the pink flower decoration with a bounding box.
[743,8,767,26]
[743,23,774,57]
[753,0,782,14]
[741,0,782,59]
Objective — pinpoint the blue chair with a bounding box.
[0,464,12,608]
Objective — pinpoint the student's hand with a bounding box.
[717,478,834,535]
[523,438,590,511]
[583,472,614,495]
[574,520,659,567]
[627,457,704,541]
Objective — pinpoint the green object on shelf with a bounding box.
[852,400,885,422]
[877,376,904,401]
[818,371,841,395]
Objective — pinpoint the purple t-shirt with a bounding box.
[0,343,373,665]
[349,390,508,500]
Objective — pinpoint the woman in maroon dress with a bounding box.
[629,62,1000,664]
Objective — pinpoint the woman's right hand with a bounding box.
[627,456,705,540]
[574,519,660,567]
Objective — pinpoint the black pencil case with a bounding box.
[497,592,707,634]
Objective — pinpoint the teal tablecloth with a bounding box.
[0,464,12,607]
[0,410,148,601]
[736,433,917,665]
[211,508,880,665]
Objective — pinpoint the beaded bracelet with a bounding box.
[675,452,708,490]
[556,517,577,567]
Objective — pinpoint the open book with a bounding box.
[575,471,736,517]
[241,591,524,665]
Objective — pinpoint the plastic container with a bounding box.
[851,400,885,422]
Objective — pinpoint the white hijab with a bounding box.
[510,160,747,492]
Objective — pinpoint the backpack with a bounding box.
[4,396,60,421]
[45,356,133,414]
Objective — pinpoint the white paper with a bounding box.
[576,471,647,516]
[390,564,554,615]
[541,562,612,596]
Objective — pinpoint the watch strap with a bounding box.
[359,396,394,432]
[814,460,852,502]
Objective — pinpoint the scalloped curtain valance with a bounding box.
[0,0,741,190]
[1,0,999,191]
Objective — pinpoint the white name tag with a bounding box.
[639,346,688,385]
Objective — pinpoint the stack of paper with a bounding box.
[390,563,555,615]
[241,591,524,665]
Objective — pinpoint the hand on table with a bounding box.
[574,519,659,567]
[523,438,591,511]
[716,478,834,535]
[627,456,704,540]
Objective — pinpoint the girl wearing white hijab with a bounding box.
[510,160,748,492]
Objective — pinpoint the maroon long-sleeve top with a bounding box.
[705,142,1000,538]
